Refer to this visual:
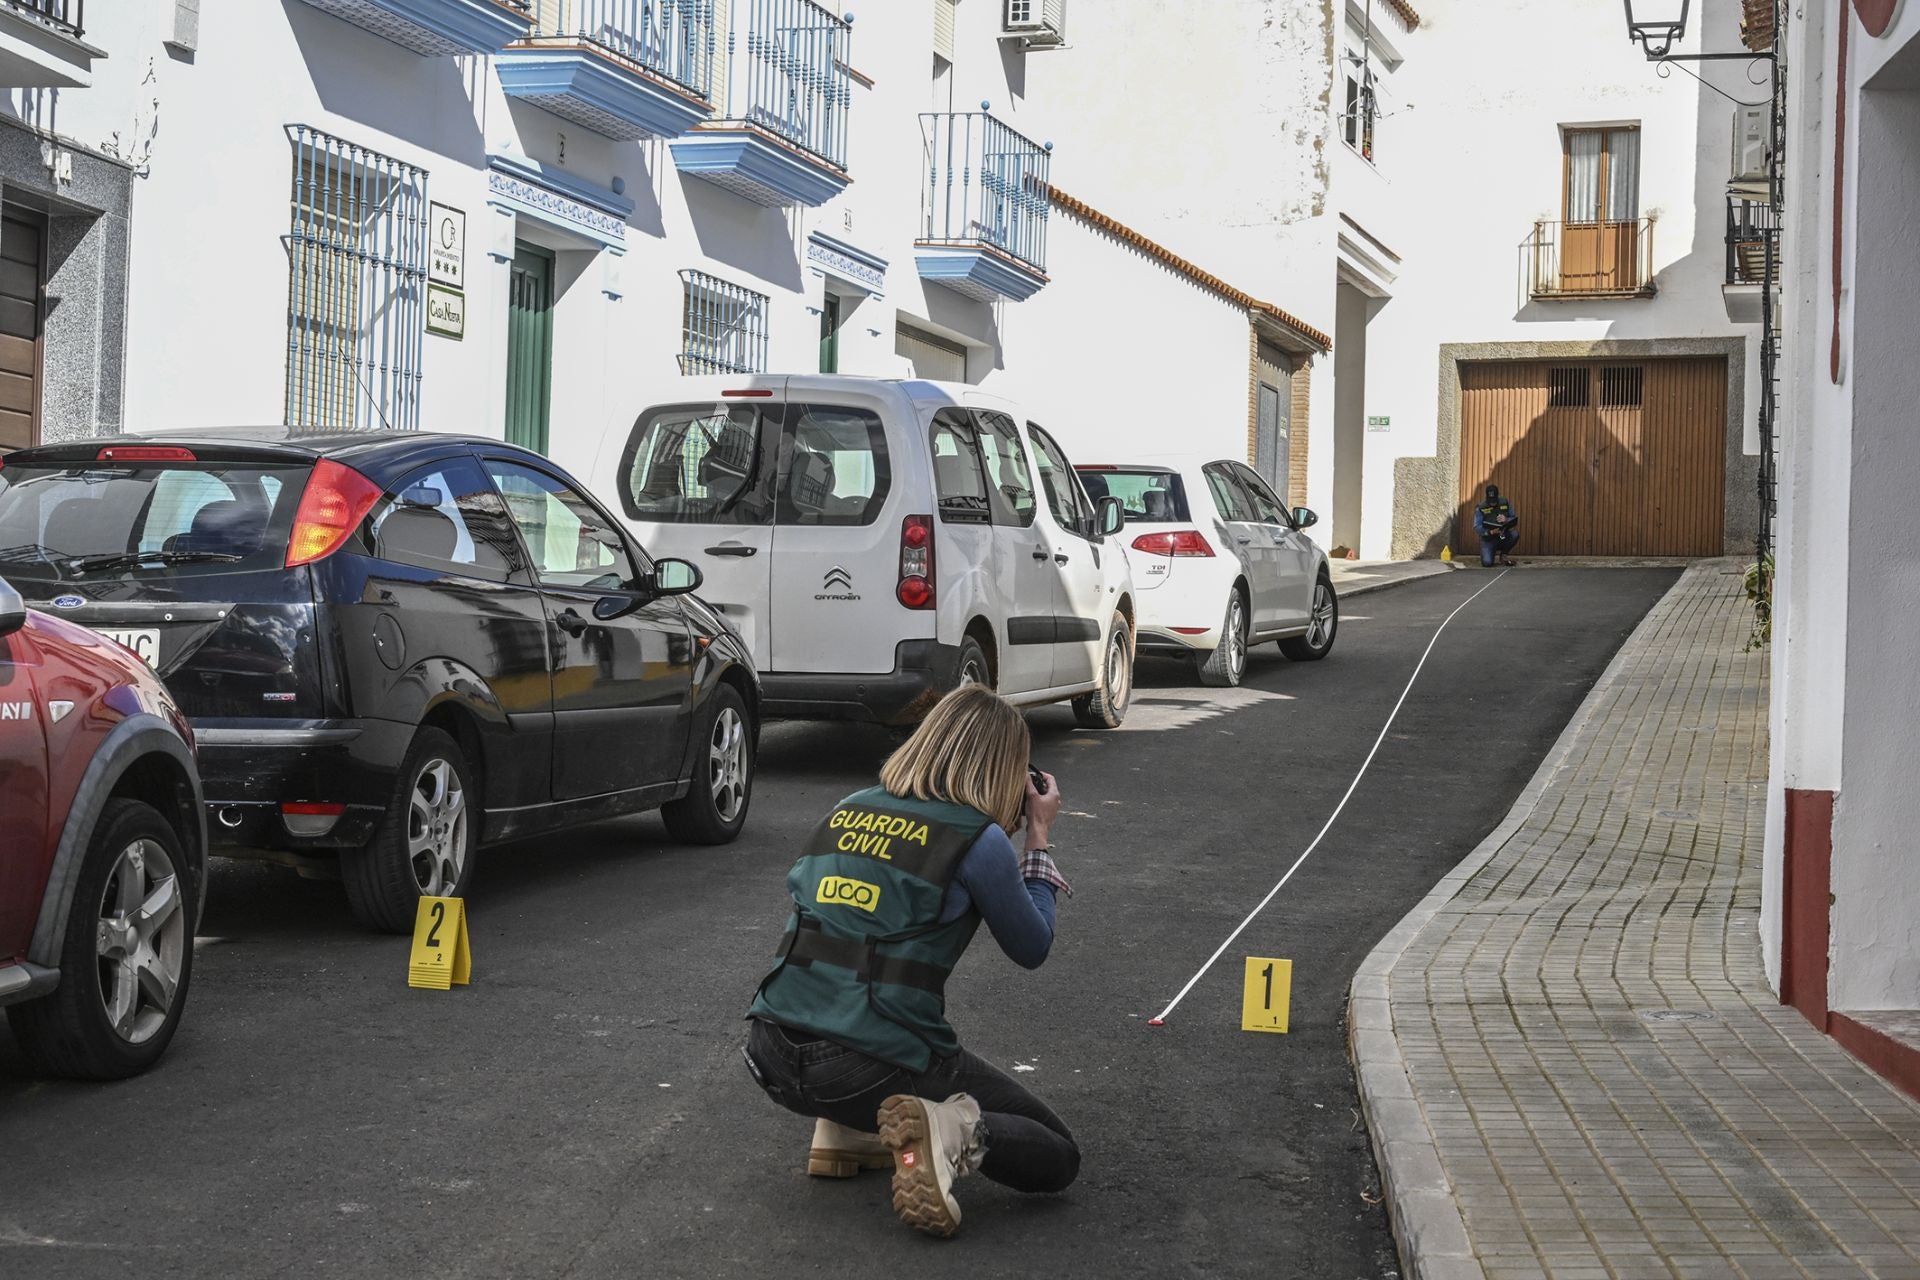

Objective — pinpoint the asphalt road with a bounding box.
[0,567,1681,1280]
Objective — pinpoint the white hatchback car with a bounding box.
[1075,457,1336,687]
[599,375,1137,727]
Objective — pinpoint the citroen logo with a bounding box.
[823,566,853,591]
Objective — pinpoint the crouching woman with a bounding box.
[742,684,1079,1237]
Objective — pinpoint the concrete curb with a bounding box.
[1345,562,1711,1280]
[1332,561,1464,599]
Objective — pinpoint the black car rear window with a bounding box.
[1075,469,1190,523]
[0,461,309,581]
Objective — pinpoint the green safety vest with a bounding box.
[749,786,994,1071]
[1478,500,1512,528]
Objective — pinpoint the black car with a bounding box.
[0,428,759,932]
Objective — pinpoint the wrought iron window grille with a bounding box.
[679,268,770,375]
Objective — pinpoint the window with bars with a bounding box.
[679,269,769,375]
[1600,366,1644,407]
[1549,367,1590,408]
[284,126,428,432]
[1343,66,1376,162]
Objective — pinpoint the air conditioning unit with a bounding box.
[1731,104,1770,183]
[1002,0,1067,48]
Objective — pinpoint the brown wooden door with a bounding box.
[0,211,44,452]
[1456,358,1725,557]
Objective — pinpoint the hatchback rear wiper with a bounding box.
[67,550,244,574]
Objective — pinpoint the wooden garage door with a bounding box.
[1456,358,1725,556]
[0,211,43,453]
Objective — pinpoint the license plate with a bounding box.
[94,627,160,668]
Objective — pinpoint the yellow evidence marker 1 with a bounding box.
[1241,956,1292,1033]
[408,896,471,990]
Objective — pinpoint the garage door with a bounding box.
[0,211,43,452]
[1456,358,1725,556]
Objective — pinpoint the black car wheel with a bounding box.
[1280,574,1338,661]
[1196,590,1249,688]
[1072,612,1133,729]
[7,799,196,1080]
[662,682,754,845]
[343,727,476,934]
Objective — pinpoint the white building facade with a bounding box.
[0,0,1332,506]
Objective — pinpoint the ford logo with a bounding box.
[51,594,84,610]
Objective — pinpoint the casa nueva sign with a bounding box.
[427,283,466,340]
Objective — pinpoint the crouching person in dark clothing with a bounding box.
[742,684,1079,1237]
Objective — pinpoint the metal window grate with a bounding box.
[679,269,769,375]
[284,125,428,432]
[1600,366,1644,408]
[920,111,1053,274]
[530,0,718,100]
[730,0,851,167]
[1548,367,1590,408]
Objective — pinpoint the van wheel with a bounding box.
[1196,591,1248,688]
[955,636,993,690]
[343,727,475,934]
[663,683,754,845]
[1073,612,1133,729]
[1280,575,1339,661]
[6,800,196,1080]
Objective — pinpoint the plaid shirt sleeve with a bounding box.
[1020,846,1072,897]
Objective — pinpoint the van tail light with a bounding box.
[286,459,381,567]
[1132,530,1215,558]
[897,515,935,610]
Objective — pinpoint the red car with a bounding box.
[0,574,205,1079]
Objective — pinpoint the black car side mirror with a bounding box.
[0,577,25,637]
[651,558,702,596]
[1292,507,1319,530]
[1095,495,1125,539]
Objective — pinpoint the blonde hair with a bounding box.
[880,684,1031,833]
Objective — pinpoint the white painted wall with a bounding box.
[1346,0,1763,559]
[1765,0,1920,1013]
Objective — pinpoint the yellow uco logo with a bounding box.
[816,876,882,913]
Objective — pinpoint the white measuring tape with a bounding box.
[1148,569,1511,1027]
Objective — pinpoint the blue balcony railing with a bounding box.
[294,0,531,58]
[531,0,716,100]
[920,110,1051,275]
[726,0,849,168]
[2,0,83,38]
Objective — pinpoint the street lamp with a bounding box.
[1622,0,1692,58]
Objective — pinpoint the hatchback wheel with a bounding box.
[343,727,475,934]
[8,799,196,1079]
[663,682,754,845]
[1196,590,1249,688]
[1281,574,1339,661]
[1073,612,1133,729]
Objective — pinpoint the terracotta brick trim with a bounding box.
[1380,0,1420,30]
[1047,184,1331,353]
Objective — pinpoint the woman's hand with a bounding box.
[1023,770,1062,849]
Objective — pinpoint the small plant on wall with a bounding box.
[1744,554,1774,651]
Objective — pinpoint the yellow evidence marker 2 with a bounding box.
[408,896,471,990]
[1241,956,1292,1034]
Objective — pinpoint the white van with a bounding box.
[598,375,1136,728]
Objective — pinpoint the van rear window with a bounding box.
[619,402,889,528]
[0,461,308,581]
[1075,469,1190,523]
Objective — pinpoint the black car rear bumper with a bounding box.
[759,640,962,726]
[195,718,413,855]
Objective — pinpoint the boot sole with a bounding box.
[807,1149,894,1178]
[876,1095,960,1238]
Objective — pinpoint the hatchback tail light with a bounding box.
[97,446,198,462]
[1132,530,1215,558]
[897,515,935,610]
[286,459,381,567]
[281,801,345,838]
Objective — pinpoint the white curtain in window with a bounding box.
[1606,130,1640,222]
[1566,130,1602,223]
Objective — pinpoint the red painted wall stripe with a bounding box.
[1830,1014,1920,1105]
[1781,788,1834,1027]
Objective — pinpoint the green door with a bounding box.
[506,242,554,454]
[818,293,840,373]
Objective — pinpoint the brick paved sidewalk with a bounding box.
[1351,561,1920,1280]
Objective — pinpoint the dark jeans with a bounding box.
[744,1018,1080,1194]
[1480,529,1519,566]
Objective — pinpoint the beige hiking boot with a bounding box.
[875,1093,985,1238]
[807,1118,894,1178]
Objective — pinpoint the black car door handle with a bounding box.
[706,545,757,557]
[556,608,589,637]
[1032,549,1050,562]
